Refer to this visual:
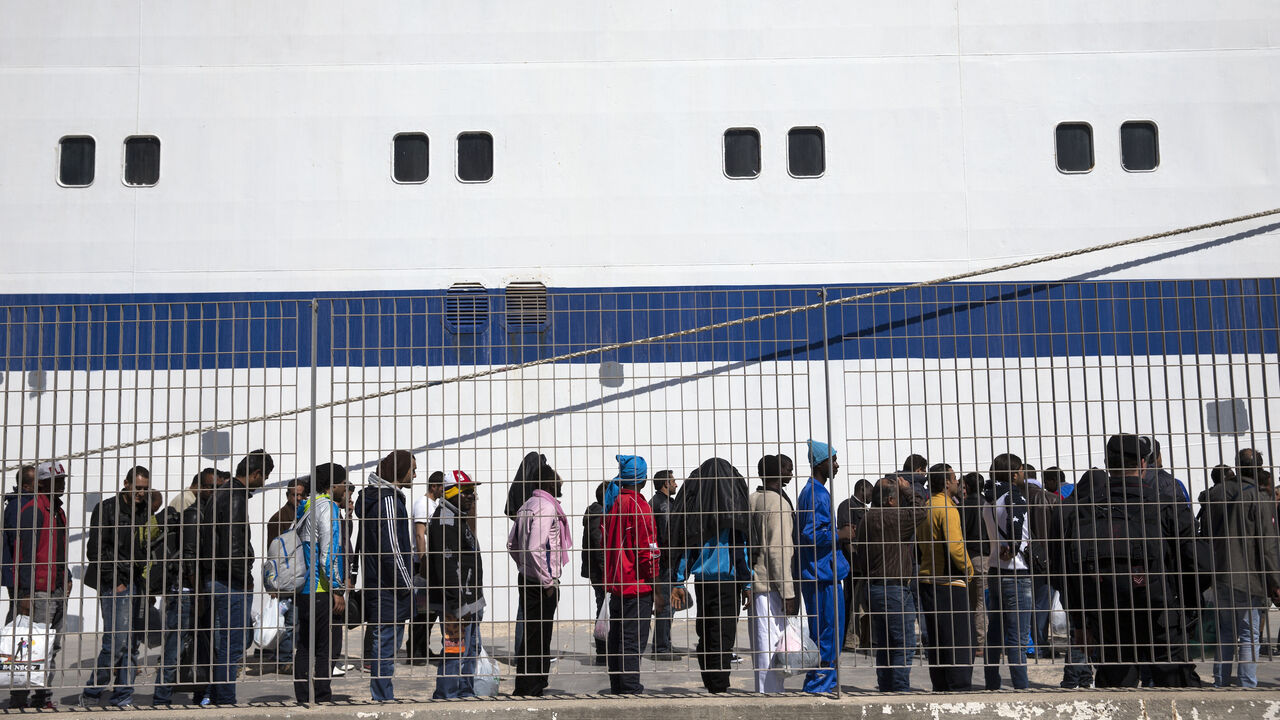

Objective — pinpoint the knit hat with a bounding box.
[613,454,648,485]
[807,439,835,468]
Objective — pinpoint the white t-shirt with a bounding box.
[413,494,439,525]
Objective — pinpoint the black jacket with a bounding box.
[959,494,988,562]
[650,491,674,579]
[153,500,204,593]
[355,473,415,623]
[580,500,605,585]
[427,497,485,618]
[86,493,153,591]
[198,479,254,590]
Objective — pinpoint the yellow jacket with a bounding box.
[917,492,973,587]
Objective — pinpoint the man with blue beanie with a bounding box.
[797,439,850,693]
[603,454,660,694]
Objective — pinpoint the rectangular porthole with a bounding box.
[1055,122,1093,173]
[123,135,161,186]
[1120,121,1159,172]
[723,128,761,179]
[457,132,493,182]
[393,133,429,183]
[58,136,95,187]
[787,127,825,178]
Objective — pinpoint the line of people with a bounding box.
[3,437,1278,707]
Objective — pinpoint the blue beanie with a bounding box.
[614,454,648,485]
[807,439,835,468]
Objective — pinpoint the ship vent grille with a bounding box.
[505,282,548,332]
[444,283,489,333]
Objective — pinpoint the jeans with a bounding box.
[206,579,250,705]
[650,580,674,653]
[607,592,653,694]
[1032,580,1052,653]
[433,620,479,699]
[1214,587,1264,688]
[83,583,142,706]
[369,622,406,701]
[868,582,916,692]
[153,590,196,704]
[985,574,1032,690]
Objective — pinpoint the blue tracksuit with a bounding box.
[797,478,849,693]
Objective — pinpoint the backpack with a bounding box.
[263,517,307,594]
[1072,480,1167,606]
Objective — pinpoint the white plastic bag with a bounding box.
[0,616,51,688]
[772,616,821,676]
[474,647,500,697]
[1049,590,1068,639]
[252,595,287,651]
[593,593,611,643]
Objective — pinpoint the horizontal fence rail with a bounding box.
[1,274,1279,707]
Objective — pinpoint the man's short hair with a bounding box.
[928,463,953,493]
[1022,463,1037,482]
[15,465,35,488]
[962,471,983,496]
[427,470,445,486]
[192,467,217,488]
[652,469,674,492]
[990,453,1023,484]
[236,450,275,480]
[1042,467,1064,492]
[759,455,783,484]
[313,462,347,493]
[1105,434,1150,472]
[124,465,150,485]
[1210,464,1236,485]
[903,454,928,474]
[1237,448,1264,481]
[875,480,898,507]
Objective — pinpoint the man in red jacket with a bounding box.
[603,454,660,694]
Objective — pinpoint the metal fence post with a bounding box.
[307,298,319,705]
[818,288,841,697]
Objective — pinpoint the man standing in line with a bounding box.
[1197,448,1280,687]
[409,470,445,664]
[852,475,925,692]
[796,440,850,694]
[199,451,273,705]
[81,466,153,708]
[292,463,348,704]
[356,450,416,702]
[981,453,1034,691]
[508,462,571,696]
[917,463,975,691]
[3,463,69,710]
[603,454,660,694]
[748,454,799,693]
[959,471,989,657]
[428,471,486,699]
[153,468,219,705]
[647,470,679,659]
[837,478,873,651]
[580,482,608,664]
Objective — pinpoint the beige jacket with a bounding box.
[749,487,796,599]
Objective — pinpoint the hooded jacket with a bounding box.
[87,492,154,591]
[356,472,415,623]
[604,488,659,596]
[428,496,486,618]
[504,451,548,520]
[673,459,751,584]
[2,490,68,594]
[1197,478,1280,599]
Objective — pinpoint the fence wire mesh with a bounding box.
[1,278,1278,707]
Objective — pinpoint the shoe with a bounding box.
[278,663,293,675]
[730,653,744,663]
[112,698,134,708]
[199,696,212,706]
[78,692,102,707]
[331,665,346,677]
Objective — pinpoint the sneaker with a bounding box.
[730,653,744,664]
[331,665,346,677]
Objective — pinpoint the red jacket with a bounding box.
[604,488,660,596]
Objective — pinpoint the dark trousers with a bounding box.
[409,607,440,661]
[292,593,333,703]
[592,585,607,656]
[650,578,674,653]
[1089,606,1198,688]
[694,579,740,693]
[607,592,652,694]
[513,578,559,696]
[919,582,974,691]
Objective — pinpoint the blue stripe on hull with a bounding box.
[1,279,1276,371]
